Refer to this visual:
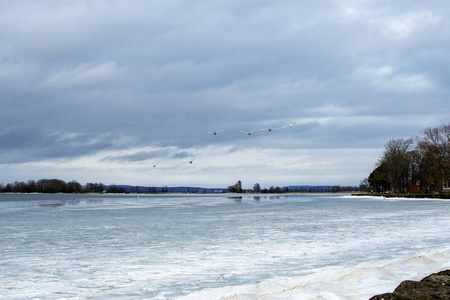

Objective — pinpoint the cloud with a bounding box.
[382,11,440,40]
[1,1,450,187]
[352,65,434,92]
[39,61,124,90]
[101,147,193,163]
[0,127,115,164]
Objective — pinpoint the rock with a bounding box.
[369,293,410,300]
[369,269,450,300]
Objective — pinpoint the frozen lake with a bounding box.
[0,193,449,299]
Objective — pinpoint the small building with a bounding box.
[406,175,435,193]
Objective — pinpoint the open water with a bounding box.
[0,193,449,299]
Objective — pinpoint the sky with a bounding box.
[1,0,449,189]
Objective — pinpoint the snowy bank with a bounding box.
[179,248,450,300]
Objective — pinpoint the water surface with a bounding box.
[0,193,449,299]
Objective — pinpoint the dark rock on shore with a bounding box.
[369,269,450,300]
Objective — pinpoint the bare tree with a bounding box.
[368,162,390,193]
[228,180,243,193]
[359,178,369,192]
[420,124,450,192]
[379,138,413,193]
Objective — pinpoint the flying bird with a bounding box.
[283,122,295,128]
[206,130,224,135]
[240,128,257,136]
[151,158,164,168]
[260,128,280,132]
[188,156,198,164]
[152,161,160,168]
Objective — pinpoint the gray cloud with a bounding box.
[1,0,450,187]
[101,148,192,163]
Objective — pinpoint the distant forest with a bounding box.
[0,179,104,194]
[228,180,358,193]
[361,123,450,194]
[0,178,359,194]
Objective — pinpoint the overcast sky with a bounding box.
[1,1,449,189]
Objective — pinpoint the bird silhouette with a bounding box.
[152,159,163,168]
[260,128,280,132]
[188,155,199,164]
[240,128,257,136]
[206,130,224,135]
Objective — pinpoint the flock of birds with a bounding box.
[207,122,295,136]
[152,122,296,167]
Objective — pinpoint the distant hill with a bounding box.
[284,185,359,192]
[104,185,227,193]
[0,179,359,194]
[104,184,359,193]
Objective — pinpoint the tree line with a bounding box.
[0,180,172,194]
[228,181,358,193]
[361,123,450,194]
[1,179,359,194]
[0,179,106,194]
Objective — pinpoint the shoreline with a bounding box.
[352,192,450,199]
[182,248,450,300]
[370,269,450,299]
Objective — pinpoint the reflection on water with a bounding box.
[85,199,103,205]
[38,199,103,207]
[39,202,65,207]
[226,194,295,202]
[228,196,242,201]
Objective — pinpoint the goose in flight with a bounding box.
[206,130,224,135]
[283,122,295,128]
[260,128,280,132]
[240,128,257,136]
[152,159,164,168]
